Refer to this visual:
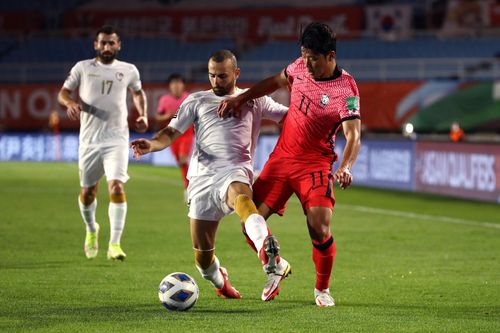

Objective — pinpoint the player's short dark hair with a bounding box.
[95,25,120,40]
[167,73,185,85]
[300,22,336,55]
[209,49,237,68]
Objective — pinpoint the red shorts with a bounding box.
[170,128,194,163]
[253,155,335,216]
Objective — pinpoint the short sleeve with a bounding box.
[168,95,197,134]
[339,77,361,121]
[157,96,167,114]
[63,62,82,91]
[257,96,288,123]
[128,65,142,92]
[285,57,303,85]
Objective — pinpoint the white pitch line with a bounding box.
[336,203,500,230]
[121,171,500,230]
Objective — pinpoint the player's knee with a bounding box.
[80,188,97,204]
[307,218,331,242]
[194,249,215,269]
[109,181,126,203]
[312,225,331,242]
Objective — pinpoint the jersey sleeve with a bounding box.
[284,57,303,85]
[168,95,197,134]
[63,62,82,91]
[339,76,361,121]
[257,96,288,123]
[156,96,166,115]
[128,65,142,92]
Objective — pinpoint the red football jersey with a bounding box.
[271,57,360,164]
[157,91,194,136]
[157,91,190,122]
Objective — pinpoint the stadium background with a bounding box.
[1,0,500,203]
[0,1,499,332]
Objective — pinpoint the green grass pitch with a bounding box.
[0,162,499,332]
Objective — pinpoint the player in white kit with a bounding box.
[58,26,148,261]
[130,50,291,301]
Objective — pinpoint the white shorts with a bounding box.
[187,167,252,221]
[78,142,130,187]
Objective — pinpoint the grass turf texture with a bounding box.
[0,162,499,333]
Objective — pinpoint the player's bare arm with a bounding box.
[131,88,148,133]
[58,87,81,121]
[129,126,181,160]
[217,70,288,118]
[155,112,174,123]
[334,118,361,189]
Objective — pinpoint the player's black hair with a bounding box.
[300,22,336,55]
[209,49,238,68]
[167,73,185,85]
[95,25,120,40]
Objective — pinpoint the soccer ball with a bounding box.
[158,272,199,311]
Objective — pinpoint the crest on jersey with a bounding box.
[116,72,124,81]
[320,94,330,106]
[246,100,255,108]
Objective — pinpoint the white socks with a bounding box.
[78,197,97,232]
[108,202,127,245]
[196,256,224,289]
[244,214,269,253]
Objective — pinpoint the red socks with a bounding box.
[312,234,336,291]
[242,226,258,253]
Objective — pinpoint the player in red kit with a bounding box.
[218,22,361,307]
[156,74,193,194]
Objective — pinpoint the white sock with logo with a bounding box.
[108,202,127,244]
[196,256,224,289]
[78,197,97,232]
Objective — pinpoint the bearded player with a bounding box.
[218,22,361,307]
[131,50,291,301]
[58,25,148,261]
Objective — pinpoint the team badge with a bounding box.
[320,94,330,106]
[116,72,124,81]
[346,96,360,114]
[246,100,255,108]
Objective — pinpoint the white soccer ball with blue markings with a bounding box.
[158,272,199,311]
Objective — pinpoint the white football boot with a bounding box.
[314,288,335,307]
[261,235,291,301]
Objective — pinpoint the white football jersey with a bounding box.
[63,59,142,146]
[169,88,287,178]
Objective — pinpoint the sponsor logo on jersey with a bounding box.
[320,94,330,106]
[346,96,360,114]
[87,73,100,77]
[116,72,124,81]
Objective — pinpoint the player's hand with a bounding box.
[66,102,81,121]
[135,116,148,133]
[218,96,244,118]
[334,167,353,190]
[129,139,152,160]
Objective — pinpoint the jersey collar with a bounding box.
[315,65,342,82]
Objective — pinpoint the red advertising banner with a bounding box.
[62,6,363,40]
[0,83,208,130]
[0,12,43,33]
[0,82,421,131]
[490,2,500,26]
[359,81,421,130]
[415,142,500,203]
